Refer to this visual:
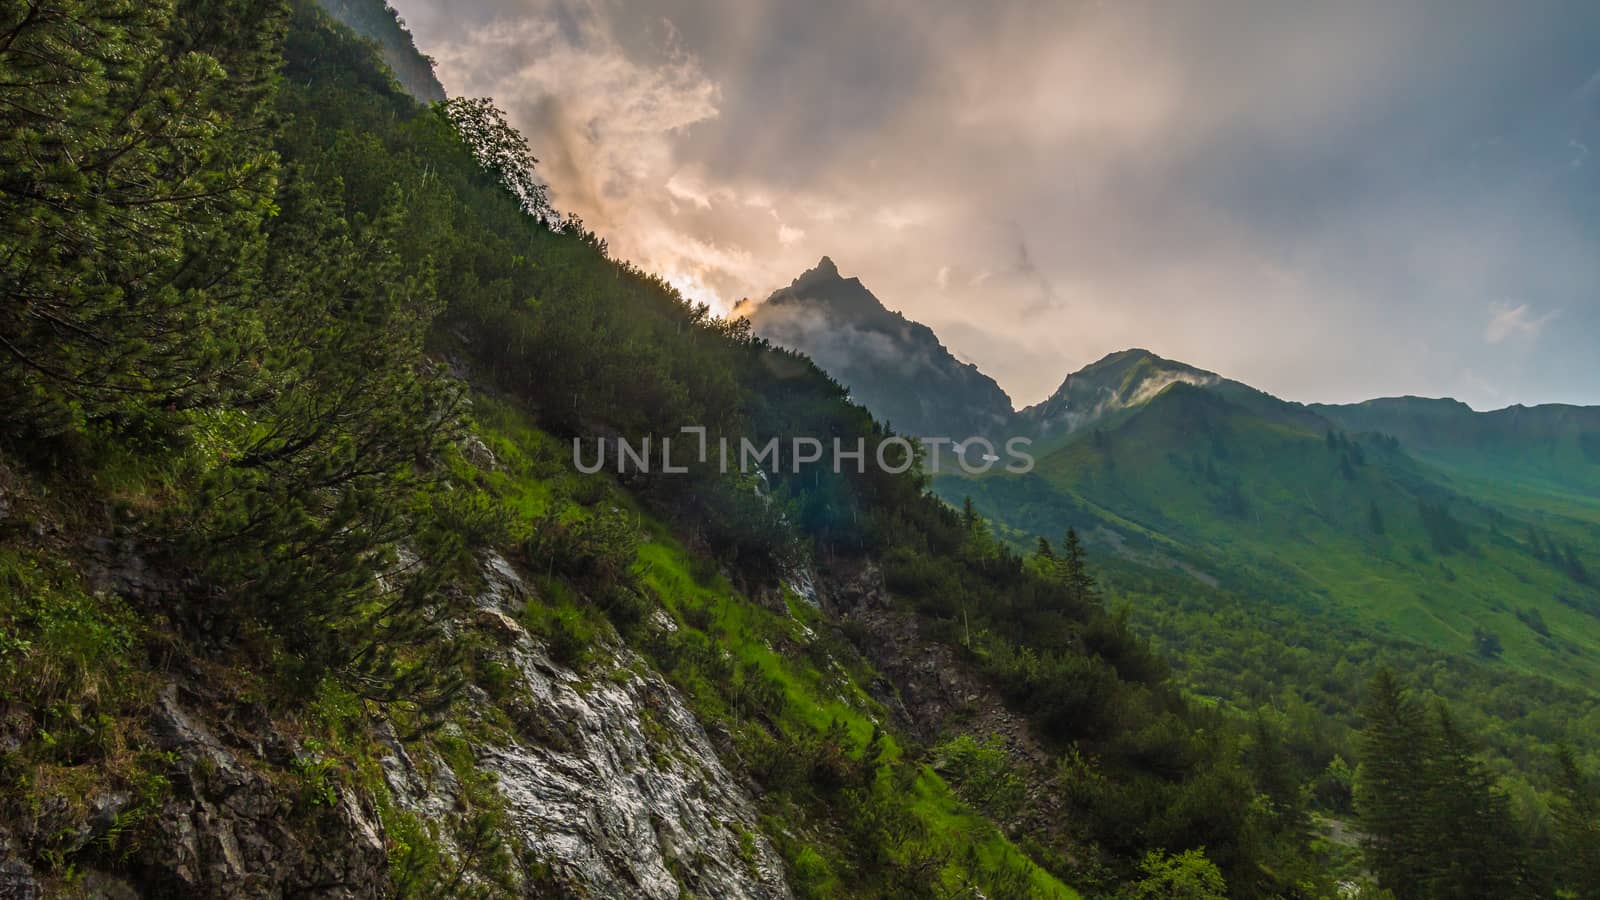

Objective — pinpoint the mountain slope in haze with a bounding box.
[1315,396,1600,504]
[738,257,1015,439]
[742,263,1600,693]
[314,0,447,101]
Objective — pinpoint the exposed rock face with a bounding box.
[138,685,389,898]
[462,553,793,899]
[7,540,794,898]
[0,830,42,900]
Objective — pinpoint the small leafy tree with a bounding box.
[1125,848,1227,900]
[933,734,1025,821]
[442,96,555,224]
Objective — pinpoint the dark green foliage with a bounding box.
[1424,708,1532,898]
[0,0,280,442]
[1514,607,1549,637]
[1563,543,1592,585]
[1471,627,1504,659]
[1061,527,1099,606]
[1550,749,1600,894]
[1418,500,1471,555]
[882,508,1322,895]
[1356,671,1538,899]
[1356,670,1434,896]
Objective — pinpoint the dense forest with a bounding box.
[0,1,1596,898]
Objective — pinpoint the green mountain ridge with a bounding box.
[1315,395,1600,498]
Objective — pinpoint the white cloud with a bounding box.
[665,173,714,209]
[777,224,805,246]
[1484,301,1559,344]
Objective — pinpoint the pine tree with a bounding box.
[1061,527,1098,606]
[961,496,980,532]
[1036,536,1055,559]
[185,169,471,698]
[1551,748,1600,895]
[0,0,280,440]
[1368,501,1386,536]
[1357,669,1433,897]
[1564,545,1591,585]
[1249,714,1308,834]
[1423,705,1531,899]
[1527,526,1547,561]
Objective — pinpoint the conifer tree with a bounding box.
[0,0,279,439]
[1357,669,1432,897]
[1061,527,1098,606]
[1423,705,1530,899]
[961,496,980,532]
[1552,748,1600,895]
[1249,714,1308,834]
[185,169,471,697]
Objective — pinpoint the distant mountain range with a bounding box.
[745,258,1600,693]
[745,257,1600,478]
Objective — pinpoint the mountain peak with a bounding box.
[790,256,843,292]
[743,260,1014,438]
[1019,348,1233,438]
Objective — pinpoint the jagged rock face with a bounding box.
[4,542,792,898]
[463,554,793,899]
[138,686,389,898]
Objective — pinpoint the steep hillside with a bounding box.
[750,296,1600,750]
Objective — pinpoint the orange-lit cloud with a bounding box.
[402,0,1600,409]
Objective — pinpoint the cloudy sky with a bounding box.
[398,0,1599,410]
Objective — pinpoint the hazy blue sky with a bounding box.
[398,0,1599,409]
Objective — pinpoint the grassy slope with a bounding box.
[471,394,1080,898]
[949,384,1600,693]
